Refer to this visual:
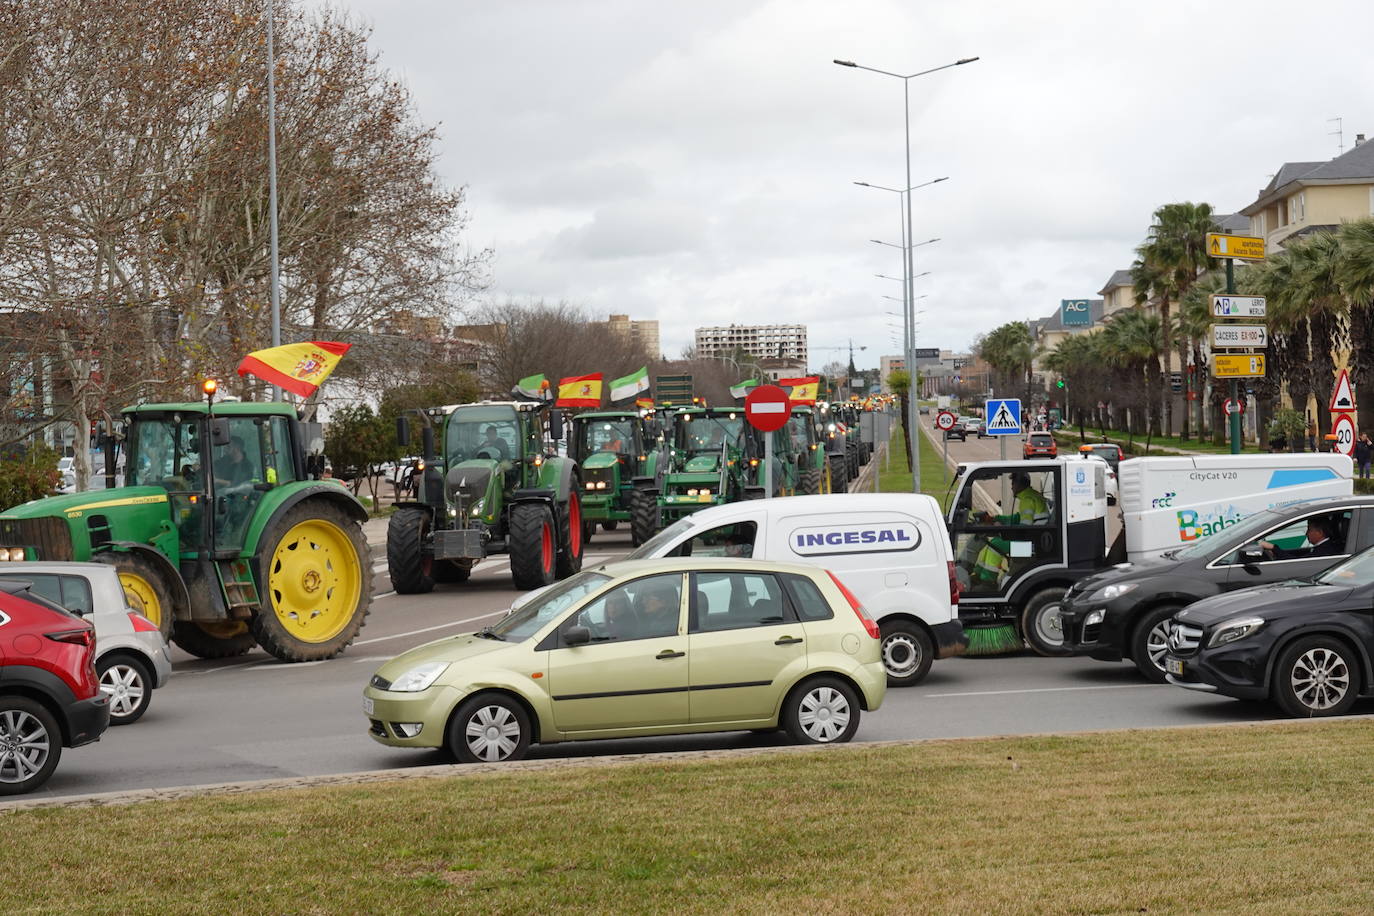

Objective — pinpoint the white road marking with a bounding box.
[927,684,1166,698]
[373,590,396,600]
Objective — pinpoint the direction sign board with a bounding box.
[911,348,941,360]
[1206,233,1266,261]
[1330,369,1355,413]
[1332,414,1356,457]
[935,410,957,431]
[984,398,1022,436]
[1212,354,1266,378]
[1210,324,1268,348]
[1211,294,1267,318]
[744,384,791,432]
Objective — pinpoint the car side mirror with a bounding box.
[563,625,591,646]
[1239,545,1265,566]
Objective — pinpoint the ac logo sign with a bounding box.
[1061,299,1092,326]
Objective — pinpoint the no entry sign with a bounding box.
[744,384,791,432]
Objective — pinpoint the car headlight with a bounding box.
[1207,617,1265,648]
[1087,582,1138,602]
[1084,609,1105,627]
[387,661,450,692]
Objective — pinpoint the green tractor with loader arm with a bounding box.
[568,410,663,544]
[386,400,583,593]
[0,392,373,662]
[786,406,833,495]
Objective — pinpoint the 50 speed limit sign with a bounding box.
[935,411,957,431]
[1332,414,1356,457]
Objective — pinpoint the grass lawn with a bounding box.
[1055,424,1262,456]
[6,721,1374,913]
[877,425,956,510]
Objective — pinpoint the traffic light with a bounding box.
[1056,379,1066,389]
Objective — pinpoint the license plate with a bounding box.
[362,696,374,716]
[1165,658,1184,676]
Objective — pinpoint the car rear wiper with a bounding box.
[475,626,505,641]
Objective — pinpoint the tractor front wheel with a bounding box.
[98,551,176,641]
[172,620,256,659]
[251,502,372,662]
[510,503,556,590]
[800,467,821,496]
[387,508,435,594]
[630,489,659,547]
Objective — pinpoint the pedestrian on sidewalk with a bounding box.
[1356,433,1373,479]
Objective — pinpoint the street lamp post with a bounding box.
[265,0,283,401]
[837,55,978,493]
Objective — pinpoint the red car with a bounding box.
[0,582,110,795]
[1022,432,1058,459]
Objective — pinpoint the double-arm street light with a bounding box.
[836,54,978,492]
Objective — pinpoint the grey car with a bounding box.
[0,563,172,724]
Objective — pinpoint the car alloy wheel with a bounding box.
[99,658,150,724]
[0,706,54,790]
[1290,647,1352,712]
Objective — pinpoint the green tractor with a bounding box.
[0,396,373,662]
[569,410,663,545]
[816,405,852,493]
[787,406,834,495]
[629,407,764,544]
[386,400,583,593]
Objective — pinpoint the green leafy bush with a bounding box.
[0,445,63,512]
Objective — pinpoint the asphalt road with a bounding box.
[22,512,1328,804]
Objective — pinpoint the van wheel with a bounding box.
[880,620,934,686]
[1021,588,1072,657]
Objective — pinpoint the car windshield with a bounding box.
[675,414,743,454]
[577,419,634,458]
[127,415,203,487]
[488,571,613,641]
[1169,508,1284,561]
[1315,547,1374,587]
[446,406,520,463]
[628,516,696,559]
[787,415,813,450]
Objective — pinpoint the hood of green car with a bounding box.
[374,632,514,683]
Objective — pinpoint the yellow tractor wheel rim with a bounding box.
[119,572,164,629]
[267,518,362,644]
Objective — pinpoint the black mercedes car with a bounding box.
[1057,497,1374,681]
[1164,548,1374,717]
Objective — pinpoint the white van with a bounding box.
[630,493,965,686]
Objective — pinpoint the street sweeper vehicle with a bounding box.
[946,452,1352,656]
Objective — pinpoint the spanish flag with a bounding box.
[237,341,351,397]
[556,373,603,407]
[635,397,654,410]
[780,376,819,405]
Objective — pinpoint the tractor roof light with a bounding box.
[202,378,218,402]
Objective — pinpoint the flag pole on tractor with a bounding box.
[609,367,650,404]
[237,341,351,398]
[512,374,551,401]
[729,378,759,401]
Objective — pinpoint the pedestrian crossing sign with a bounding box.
[984,399,1022,435]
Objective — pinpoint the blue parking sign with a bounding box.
[984,399,1021,436]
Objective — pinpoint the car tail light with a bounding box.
[128,612,160,633]
[826,570,880,639]
[46,627,94,648]
[947,560,961,607]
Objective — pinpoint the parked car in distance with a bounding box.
[0,564,171,725]
[1165,547,1374,717]
[963,417,988,438]
[1023,432,1057,459]
[56,456,76,493]
[1078,443,1123,473]
[0,583,110,794]
[364,557,886,763]
[1059,497,1374,680]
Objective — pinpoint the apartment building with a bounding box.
[694,324,808,363]
[1241,135,1374,248]
[605,314,661,360]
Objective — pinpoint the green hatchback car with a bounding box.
[363,557,886,763]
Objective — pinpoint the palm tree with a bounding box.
[1337,218,1374,434]
[1100,308,1163,439]
[1132,202,1220,439]
[1283,231,1347,443]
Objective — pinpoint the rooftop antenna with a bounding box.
[1329,116,1344,156]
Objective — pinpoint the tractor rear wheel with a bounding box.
[581,520,596,545]
[97,551,176,641]
[830,456,849,493]
[386,508,435,594]
[630,490,659,546]
[555,491,584,579]
[432,560,472,584]
[510,503,556,590]
[800,467,821,496]
[172,620,256,659]
[251,501,372,662]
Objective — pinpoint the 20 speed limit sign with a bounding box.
[935,411,957,431]
[1332,414,1356,457]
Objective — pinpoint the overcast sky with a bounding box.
[311,0,1374,370]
